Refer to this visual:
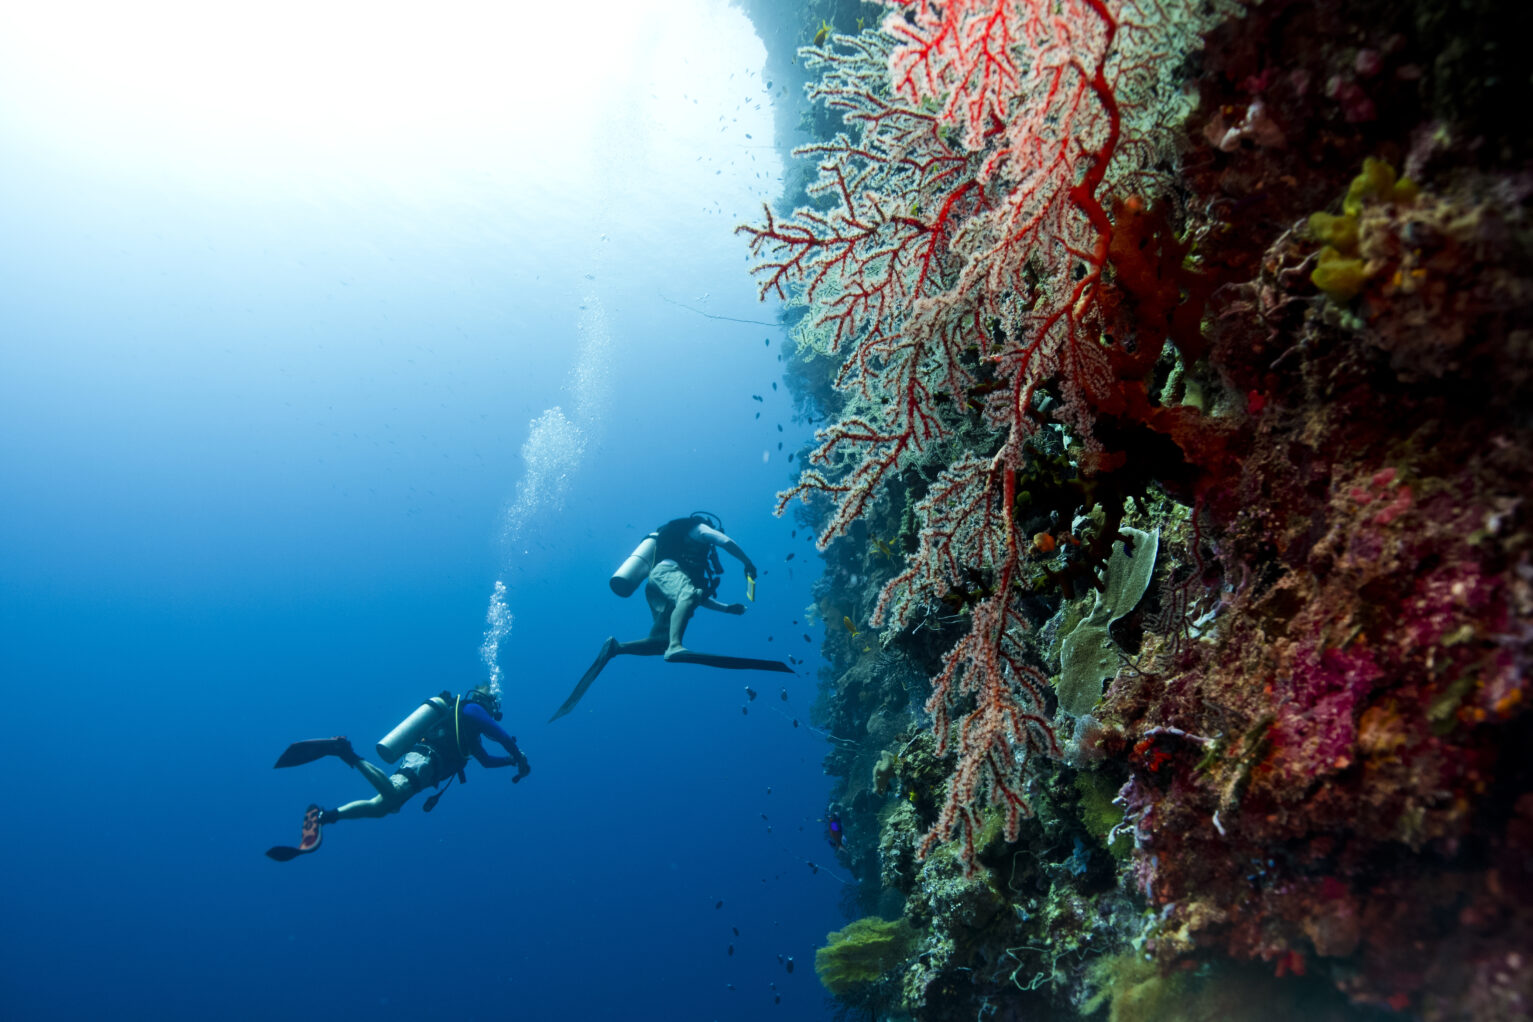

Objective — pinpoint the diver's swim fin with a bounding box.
[550,637,619,723]
[265,804,324,862]
[665,650,795,673]
[273,737,359,769]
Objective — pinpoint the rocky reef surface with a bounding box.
[732,1,1532,1018]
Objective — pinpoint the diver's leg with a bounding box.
[334,794,390,820]
[645,566,701,660]
[643,580,672,643]
[590,633,665,659]
[548,576,686,722]
[334,769,412,821]
[627,579,679,657]
[354,759,396,799]
[665,589,700,659]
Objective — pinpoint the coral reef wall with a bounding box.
[734,1,1532,1019]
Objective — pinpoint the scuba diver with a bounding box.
[550,511,791,721]
[265,684,530,861]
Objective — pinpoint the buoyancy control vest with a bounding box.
[413,700,474,785]
[654,516,723,597]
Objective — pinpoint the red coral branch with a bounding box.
[743,1,1216,871]
[917,469,1062,862]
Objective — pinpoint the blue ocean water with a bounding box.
[0,4,842,1019]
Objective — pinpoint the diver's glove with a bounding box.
[511,745,531,783]
[723,603,747,615]
[742,558,757,580]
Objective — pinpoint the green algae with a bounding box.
[1073,770,1132,861]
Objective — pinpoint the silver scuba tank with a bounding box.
[376,695,453,763]
[609,534,658,597]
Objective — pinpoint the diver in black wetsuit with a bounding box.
[265,685,529,861]
[550,512,788,722]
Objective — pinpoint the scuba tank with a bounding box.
[376,693,453,763]
[610,535,658,597]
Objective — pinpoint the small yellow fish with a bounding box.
[813,18,833,46]
[843,615,861,638]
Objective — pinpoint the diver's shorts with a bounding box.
[390,750,435,795]
[648,561,702,606]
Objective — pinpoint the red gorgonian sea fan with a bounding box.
[739,0,1225,869]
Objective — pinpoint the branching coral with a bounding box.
[741,0,1229,871]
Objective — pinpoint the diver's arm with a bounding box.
[701,596,747,614]
[694,524,757,579]
[462,702,526,771]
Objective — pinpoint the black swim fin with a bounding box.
[665,650,795,673]
[550,638,619,722]
[273,737,359,769]
[265,804,325,862]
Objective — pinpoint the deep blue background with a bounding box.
[0,3,846,1019]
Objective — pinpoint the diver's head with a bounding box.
[466,683,502,721]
